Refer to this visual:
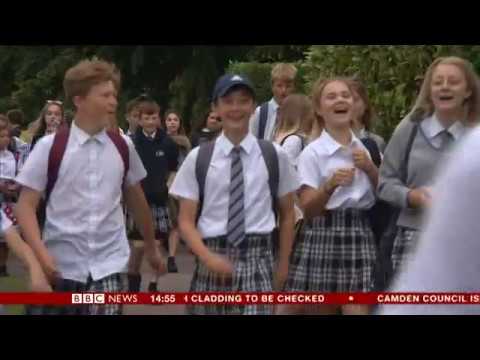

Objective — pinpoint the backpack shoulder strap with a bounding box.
[45,127,70,204]
[195,140,216,222]
[258,139,279,221]
[400,121,419,183]
[107,130,130,189]
[361,137,382,168]
[258,102,269,140]
[280,133,306,150]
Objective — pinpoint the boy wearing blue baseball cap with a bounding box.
[169,74,299,315]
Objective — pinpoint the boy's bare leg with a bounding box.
[148,240,164,291]
[127,240,144,292]
[0,243,9,276]
[342,304,371,315]
[167,228,179,273]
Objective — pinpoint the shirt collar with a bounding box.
[217,132,255,156]
[143,130,157,139]
[319,129,363,156]
[71,121,108,145]
[423,113,466,141]
[270,98,280,112]
[446,120,466,141]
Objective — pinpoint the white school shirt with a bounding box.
[0,208,13,238]
[276,134,304,222]
[421,114,466,149]
[249,98,279,141]
[142,130,156,139]
[0,149,16,180]
[15,142,30,173]
[14,136,26,148]
[15,121,147,283]
[298,130,376,210]
[169,132,300,238]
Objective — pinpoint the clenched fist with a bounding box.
[352,148,375,173]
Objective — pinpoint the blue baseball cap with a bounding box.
[212,74,255,101]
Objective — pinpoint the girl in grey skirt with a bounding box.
[285,77,379,315]
[378,56,480,277]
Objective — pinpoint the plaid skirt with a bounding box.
[285,208,376,293]
[25,273,125,316]
[188,234,275,315]
[126,205,170,240]
[391,227,420,273]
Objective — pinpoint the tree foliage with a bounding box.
[0,45,252,130]
[1,45,479,139]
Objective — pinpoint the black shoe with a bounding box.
[127,274,141,292]
[148,282,157,292]
[167,257,178,273]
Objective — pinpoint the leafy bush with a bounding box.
[303,45,480,140]
[229,46,480,141]
[227,61,307,105]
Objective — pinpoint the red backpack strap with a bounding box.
[45,127,70,204]
[107,130,130,189]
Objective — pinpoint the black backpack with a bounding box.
[363,122,419,291]
[361,137,389,243]
[195,139,279,222]
[195,139,280,252]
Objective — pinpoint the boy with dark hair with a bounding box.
[6,109,25,139]
[170,74,299,315]
[127,99,179,292]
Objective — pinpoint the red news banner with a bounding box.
[0,293,480,305]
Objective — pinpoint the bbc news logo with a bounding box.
[72,293,106,304]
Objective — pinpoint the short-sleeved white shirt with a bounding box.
[15,121,147,283]
[298,130,375,210]
[170,132,300,238]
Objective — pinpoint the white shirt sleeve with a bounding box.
[169,148,200,201]
[298,147,322,189]
[249,106,261,136]
[124,135,147,187]
[275,144,300,198]
[281,135,303,167]
[1,208,13,234]
[379,128,480,315]
[15,135,51,193]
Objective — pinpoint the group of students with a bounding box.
[171,57,480,315]
[121,94,224,293]
[0,54,478,315]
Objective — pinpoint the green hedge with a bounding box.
[226,61,307,105]
[229,46,480,141]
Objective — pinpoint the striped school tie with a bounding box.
[227,146,246,247]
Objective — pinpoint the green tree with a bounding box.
[0,46,253,131]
